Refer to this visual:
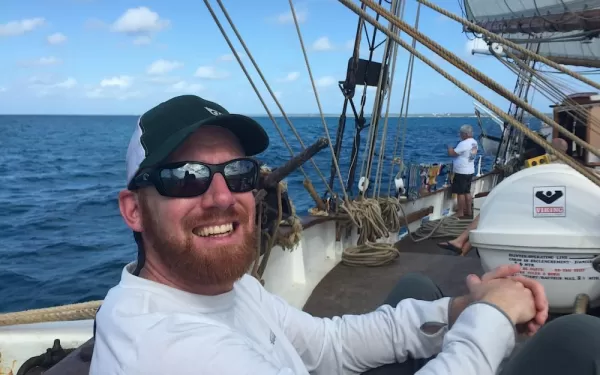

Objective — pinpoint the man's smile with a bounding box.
[193,222,239,238]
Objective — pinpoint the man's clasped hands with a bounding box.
[456,264,549,336]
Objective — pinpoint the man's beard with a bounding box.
[140,203,258,288]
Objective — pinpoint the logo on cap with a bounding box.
[205,107,222,116]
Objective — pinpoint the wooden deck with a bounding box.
[303,236,484,317]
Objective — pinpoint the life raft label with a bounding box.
[532,186,566,218]
[508,253,599,281]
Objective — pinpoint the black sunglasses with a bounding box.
[129,158,260,198]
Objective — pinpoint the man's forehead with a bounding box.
[171,126,244,158]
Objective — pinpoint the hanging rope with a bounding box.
[257,183,283,278]
[360,24,397,198]
[377,196,401,232]
[373,0,405,198]
[287,0,348,202]
[337,0,600,189]
[499,49,600,135]
[387,2,420,196]
[356,0,600,162]
[357,1,402,198]
[207,0,335,197]
[417,0,600,92]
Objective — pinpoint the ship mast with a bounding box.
[326,0,403,199]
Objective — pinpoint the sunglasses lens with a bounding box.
[224,159,258,192]
[156,159,258,197]
[159,163,211,197]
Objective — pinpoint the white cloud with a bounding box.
[0,18,45,37]
[100,75,133,89]
[20,56,62,66]
[312,37,333,52]
[316,76,336,87]
[274,91,283,100]
[278,72,300,82]
[133,36,152,45]
[167,81,204,93]
[29,76,77,96]
[47,32,67,45]
[145,76,180,85]
[194,66,229,80]
[0,87,7,93]
[38,56,61,65]
[55,77,77,89]
[86,87,141,100]
[146,59,183,75]
[218,52,246,62]
[274,7,307,24]
[111,7,169,34]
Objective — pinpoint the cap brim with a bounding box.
[138,114,269,170]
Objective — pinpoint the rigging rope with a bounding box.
[287,0,349,202]
[337,0,600,188]
[373,0,404,198]
[201,0,311,184]
[358,1,397,198]
[499,49,600,135]
[208,0,335,197]
[357,0,600,163]
[417,0,600,92]
[386,2,420,196]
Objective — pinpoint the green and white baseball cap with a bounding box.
[125,95,269,187]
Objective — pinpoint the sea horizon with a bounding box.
[0,112,550,118]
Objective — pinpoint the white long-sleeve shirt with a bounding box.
[90,263,516,375]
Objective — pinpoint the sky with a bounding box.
[0,0,596,115]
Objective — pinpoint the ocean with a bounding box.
[0,114,539,313]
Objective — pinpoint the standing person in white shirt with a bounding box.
[447,124,479,218]
[87,95,562,375]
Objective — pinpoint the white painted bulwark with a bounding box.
[263,173,497,310]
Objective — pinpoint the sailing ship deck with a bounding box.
[303,236,484,317]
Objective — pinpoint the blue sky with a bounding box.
[0,0,593,115]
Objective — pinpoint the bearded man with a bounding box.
[89,95,600,375]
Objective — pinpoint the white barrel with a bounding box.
[470,163,600,311]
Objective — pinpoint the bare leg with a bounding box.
[456,194,466,217]
[465,193,473,216]
[438,215,479,255]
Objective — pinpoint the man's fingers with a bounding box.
[527,321,542,336]
[465,274,481,290]
[535,309,548,326]
[482,264,521,282]
[511,276,549,313]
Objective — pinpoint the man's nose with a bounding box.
[201,173,235,209]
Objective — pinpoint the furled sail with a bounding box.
[463,0,600,67]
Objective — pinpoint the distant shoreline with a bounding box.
[0,113,551,118]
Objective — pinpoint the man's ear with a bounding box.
[119,189,144,232]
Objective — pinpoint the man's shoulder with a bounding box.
[92,309,253,374]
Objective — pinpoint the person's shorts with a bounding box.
[451,173,473,194]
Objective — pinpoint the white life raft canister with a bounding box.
[470,163,600,312]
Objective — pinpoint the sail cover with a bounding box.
[463,0,600,67]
